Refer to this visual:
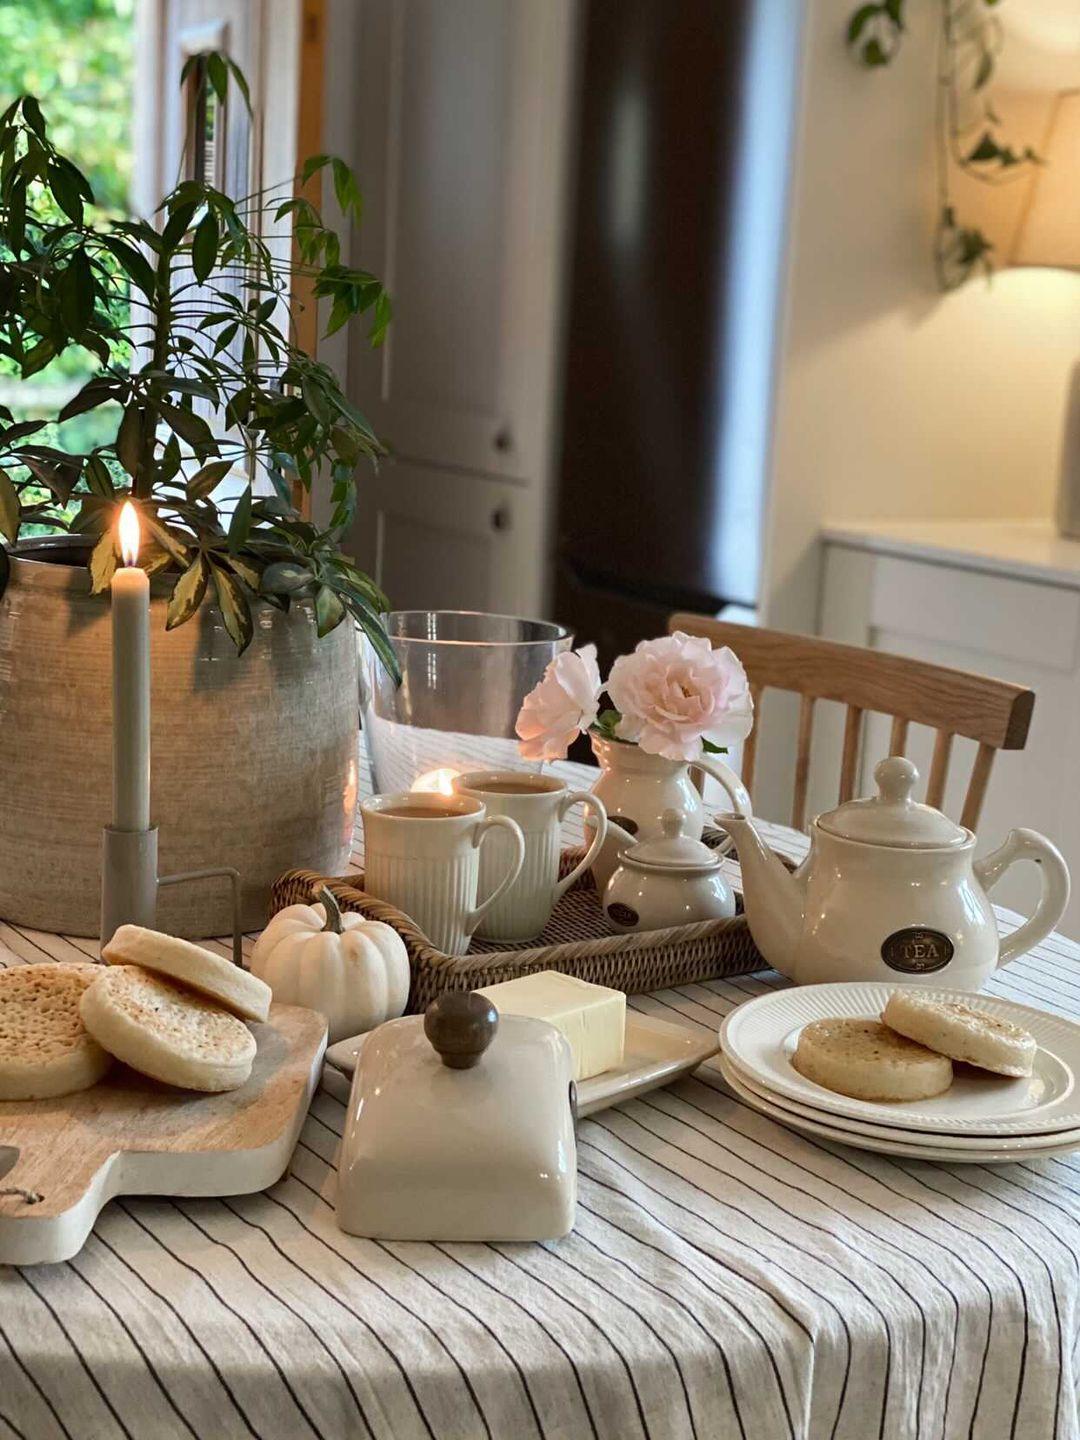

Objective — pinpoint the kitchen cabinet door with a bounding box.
[354,459,547,617]
[346,0,573,485]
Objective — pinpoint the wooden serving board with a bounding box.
[0,1004,327,1266]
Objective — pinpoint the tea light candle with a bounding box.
[411,767,460,796]
[111,502,151,831]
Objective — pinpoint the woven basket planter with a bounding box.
[271,839,773,1012]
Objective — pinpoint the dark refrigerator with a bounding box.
[553,0,800,674]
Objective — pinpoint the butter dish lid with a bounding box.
[622,808,720,871]
[335,993,577,1242]
[817,757,968,848]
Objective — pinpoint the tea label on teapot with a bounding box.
[880,927,954,975]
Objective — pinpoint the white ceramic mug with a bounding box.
[453,770,608,941]
[361,792,526,955]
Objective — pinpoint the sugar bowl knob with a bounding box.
[424,991,499,1069]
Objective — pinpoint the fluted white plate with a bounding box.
[723,1052,1080,1151]
[324,1012,719,1118]
[720,982,1080,1136]
[719,1057,1080,1163]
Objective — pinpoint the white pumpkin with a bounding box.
[252,887,410,1041]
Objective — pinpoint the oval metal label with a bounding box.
[880,927,955,974]
[607,902,639,928]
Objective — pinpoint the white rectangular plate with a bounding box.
[324,1011,718,1117]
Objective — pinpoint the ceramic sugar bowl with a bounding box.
[719,756,1071,991]
[336,991,577,1241]
[604,808,736,934]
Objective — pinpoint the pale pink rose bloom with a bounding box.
[515,643,603,761]
[607,631,753,761]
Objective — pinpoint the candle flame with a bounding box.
[412,767,459,796]
[118,501,141,568]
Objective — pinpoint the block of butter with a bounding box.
[477,971,626,1081]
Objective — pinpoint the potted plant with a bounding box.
[0,58,397,937]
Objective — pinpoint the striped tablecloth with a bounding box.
[1,756,1078,1440]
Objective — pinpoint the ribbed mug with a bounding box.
[453,771,607,941]
[360,793,525,955]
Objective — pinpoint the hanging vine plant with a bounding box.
[846,0,1043,289]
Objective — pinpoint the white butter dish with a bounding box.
[335,992,577,1242]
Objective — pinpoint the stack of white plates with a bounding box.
[719,982,1080,1163]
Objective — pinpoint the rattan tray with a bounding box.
[270,834,773,1011]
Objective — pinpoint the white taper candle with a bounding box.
[111,502,151,832]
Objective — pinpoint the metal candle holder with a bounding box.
[100,827,243,967]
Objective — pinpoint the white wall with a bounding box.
[761,0,1080,642]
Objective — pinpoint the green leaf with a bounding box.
[967,131,1001,163]
[882,0,904,26]
[116,405,143,478]
[162,200,198,251]
[212,561,254,653]
[351,605,401,684]
[159,401,216,452]
[186,459,233,500]
[49,163,84,225]
[315,584,346,637]
[300,153,333,186]
[846,3,880,44]
[0,467,19,544]
[206,52,229,106]
[99,236,157,300]
[59,376,116,424]
[301,376,332,428]
[862,36,888,65]
[224,553,260,589]
[84,455,115,498]
[370,290,392,347]
[89,528,117,594]
[141,513,189,566]
[191,210,219,282]
[166,554,208,630]
[227,486,252,553]
[331,157,362,218]
[224,57,252,114]
[261,560,314,595]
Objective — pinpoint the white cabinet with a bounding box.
[357,459,546,616]
[818,526,1080,936]
[344,0,574,613]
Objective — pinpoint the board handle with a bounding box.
[0,1141,111,1219]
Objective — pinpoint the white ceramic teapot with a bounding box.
[718,756,1070,991]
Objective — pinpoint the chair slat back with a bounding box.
[669,614,1035,831]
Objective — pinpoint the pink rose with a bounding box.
[516,643,602,761]
[607,631,753,761]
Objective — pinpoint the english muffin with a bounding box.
[0,962,113,1100]
[103,925,270,1023]
[81,965,256,1093]
[882,990,1036,1078]
[792,1017,953,1103]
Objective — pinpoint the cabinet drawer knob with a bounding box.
[493,426,513,453]
[491,505,511,533]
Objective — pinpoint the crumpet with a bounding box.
[103,925,270,1023]
[883,990,1036,1078]
[81,966,256,1093]
[0,963,113,1100]
[792,1017,953,1103]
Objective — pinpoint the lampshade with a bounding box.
[1011,89,1080,270]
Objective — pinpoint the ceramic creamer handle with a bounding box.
[554,791,608,902]
[465,816,526,936]
[694,755,753,858]
[974,828,1071,968]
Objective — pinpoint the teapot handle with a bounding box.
[973,829,1071,968]
[694,756,753,858]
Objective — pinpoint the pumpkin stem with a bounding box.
[316,885,344,934]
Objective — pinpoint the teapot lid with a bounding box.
[623,809,721,871]
[816,757,969,848]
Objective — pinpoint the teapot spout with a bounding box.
[717,812,803,979]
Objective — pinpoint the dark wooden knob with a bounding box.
[424,991,499,1069]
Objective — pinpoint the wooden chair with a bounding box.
[668,614,1035,832]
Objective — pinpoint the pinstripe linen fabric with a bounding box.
[1,754,1078,1440]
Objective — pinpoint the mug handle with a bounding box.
[693,755,753,858]
[973,828,1071,967]
[554,792,608,903]
[465,816,526,937]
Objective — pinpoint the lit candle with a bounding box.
[111,502,151,832]
[411,767,459,796]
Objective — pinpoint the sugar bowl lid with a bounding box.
[622,808,721,872]
[816,757,969,848]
